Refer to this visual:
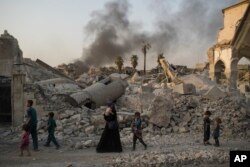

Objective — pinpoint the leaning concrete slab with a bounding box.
[204,86,226,100]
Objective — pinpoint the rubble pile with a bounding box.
[1,55,249,167]
[117,84,250,139]
[76,73,97,86]
[24,81,248,152]
[180,73,216,93]
[37,107,98,148]
[4,70,249,152]
[34,105,149,150]
[111,149,229,167]
[23,58,61,83]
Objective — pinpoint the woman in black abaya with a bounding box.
[96,102,122,153]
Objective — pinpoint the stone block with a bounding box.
[90,115,105,128]
[85,125,95,134]
[179,127,189,133]
[149,95,173,127]
[204,86,226,100]
[71,114,81,121]
[83,140,95,147]
[172,83,196,95]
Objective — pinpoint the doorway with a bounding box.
[0,77,11,123]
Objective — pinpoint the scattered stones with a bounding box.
[83,140,95,147]
[85,126,95,135]
[2,60,249,167]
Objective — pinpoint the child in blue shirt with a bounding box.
[44,112,60,149]
[131,112,147,151]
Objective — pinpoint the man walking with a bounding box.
[26,100,38,151]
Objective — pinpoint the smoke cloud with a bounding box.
[81,0,237,68]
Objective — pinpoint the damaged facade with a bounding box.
[0,30,25,126]
[0,30,127,126]
[208,0,250,91]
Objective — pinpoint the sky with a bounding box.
[0,0,242,68]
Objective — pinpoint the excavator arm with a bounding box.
[159,58,183,85]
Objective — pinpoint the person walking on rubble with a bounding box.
[96,101,122,153]
[131,112,147,151]
[44,112,60,149]
[26,100,39,151]
[203,111,212,146]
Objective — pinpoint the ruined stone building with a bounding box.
[0,30,25,126]
[0,30,128,126]
[0,30,66,126]
[208,0,250,90]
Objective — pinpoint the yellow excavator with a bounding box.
[159,58,183,85]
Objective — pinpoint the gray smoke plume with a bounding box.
[82,0,145,67]
[81,0,238,68]
[152,0,238,66]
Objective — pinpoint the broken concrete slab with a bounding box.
[71,79,128,108]
[172,83,196,95]
[204,86,226,100]
[180,74,215,92]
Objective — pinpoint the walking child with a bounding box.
[203,111,212,145]
[131,112,147,151]
[26,100,38,151]
[213,117,222,147]
[44,112,60,149]
[20,124,31,156]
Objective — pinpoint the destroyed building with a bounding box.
[0,1,250,165]
[0,30,127,126]
[0,30,25,125]
[208,0,250,91]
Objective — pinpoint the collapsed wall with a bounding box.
[71,78,128,109]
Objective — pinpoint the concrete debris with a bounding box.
[1,55,249,167]
[1,65,250,166]
[111,148,230,167]
[36,78,83,95]
[172,83,196,95]
[76,73,95,86]
[71,79,128,109]
[180,74,215,93]
[148,95,173,127]
[204,86,226,100]
[109,73,129,81]
[23,58,60,83]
